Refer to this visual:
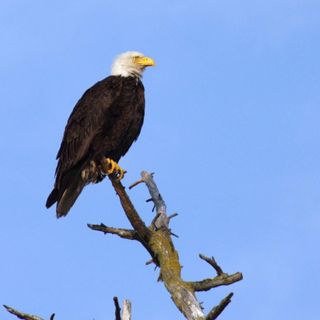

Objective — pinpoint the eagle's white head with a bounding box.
[111,51,155,78]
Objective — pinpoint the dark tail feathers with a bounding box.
[46,188,59,209]
[46,178,86,218]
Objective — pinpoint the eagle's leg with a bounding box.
[102,158,126,180]
[81,161,101,182]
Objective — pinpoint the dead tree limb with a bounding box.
[187,254,243,292]
[199,254,223,275]
[121,300,131,320]
[206,293,233,320]
[89,171,243,320]
[113,297,132,320]
[88,223,139,240]
[3,305,54,320]
[114,297,121,320]
[4,297,131,320]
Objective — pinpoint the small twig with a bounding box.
[170,231,179,238]
[150,212,161,229]
[199,254,223,276]
[113,297,121,320]
[145,258,155,265]
[206,293,233,320]
[87,223,138,240]
[49,315,55,320]
[168,212,178,220]
[129,179,144,189]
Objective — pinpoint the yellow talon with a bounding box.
[105,158,116,175]
[118,168,126,180]
[104,158,126,180]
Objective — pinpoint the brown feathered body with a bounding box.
[46,76,145,217]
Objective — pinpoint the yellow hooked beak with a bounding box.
[134,56,156,67]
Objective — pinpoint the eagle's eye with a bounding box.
[132,56,140,63]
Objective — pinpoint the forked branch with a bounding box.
[113,297,132,320]
[89,171,243,319]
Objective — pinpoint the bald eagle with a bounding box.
[46,51,155,217]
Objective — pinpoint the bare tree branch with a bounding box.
[129,178,144,189]
[140,170,169,229]
[168,212,178,220]
[113,297,121,320]
[199,254,223,276]
[3,305,48,320]
[88,171,243,319]
[189,272,243,292]
[206,293,233,320]
[186,254,243,292]
[6,169,242,320]
[121,300,131,320]
[4,297,130,320]
[88,223,138,240]
[106,177,152,243]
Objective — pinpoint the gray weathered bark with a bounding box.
[89,170,243,319]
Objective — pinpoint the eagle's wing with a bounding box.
[46,77,123,215]
[55,77,122,188]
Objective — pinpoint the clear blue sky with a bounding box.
[1,1,320,319]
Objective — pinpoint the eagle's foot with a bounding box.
[104,158,126,180]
